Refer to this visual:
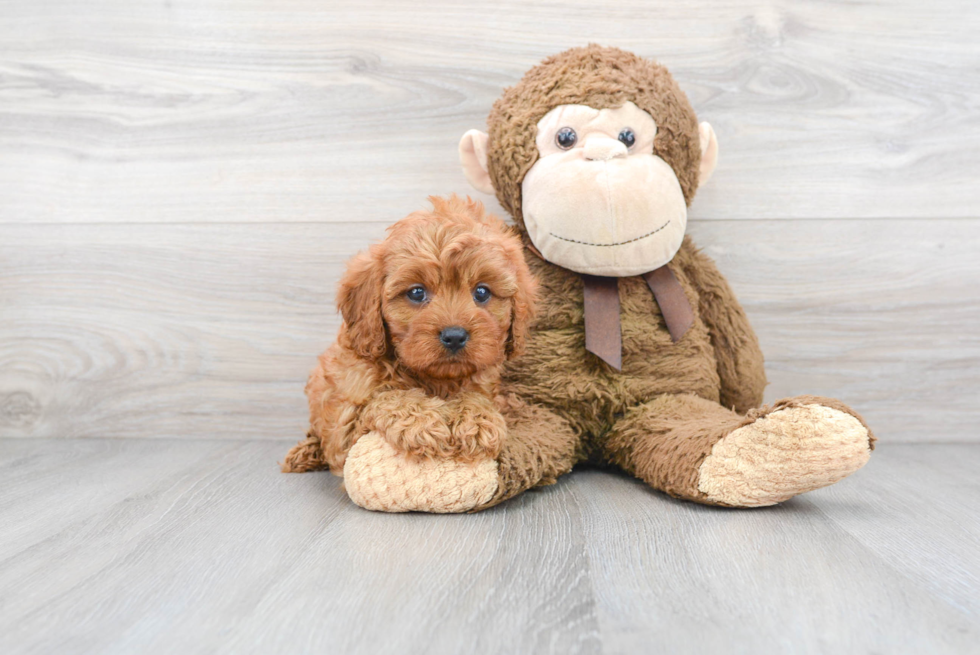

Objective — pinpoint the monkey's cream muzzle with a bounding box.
[520,102,689,277]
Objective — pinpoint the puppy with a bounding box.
[282,195,536,475]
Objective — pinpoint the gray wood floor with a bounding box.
[1,440,978,654]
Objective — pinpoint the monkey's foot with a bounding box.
[697,403,873,507]
[343,433,498,513]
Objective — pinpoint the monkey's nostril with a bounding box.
[439,326,469,353]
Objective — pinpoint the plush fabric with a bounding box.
[457,45,875,510]
[698,403,873,506]
[344,433,498,513]
[486,45,702,227]
[471,237,876,508]
[521,101,688,276]
[481,238,777,506]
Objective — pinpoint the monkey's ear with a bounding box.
[698,122,719,188]
[337,250,388,359]
[459,129,495,195]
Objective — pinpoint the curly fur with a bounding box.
[282,195,536,473]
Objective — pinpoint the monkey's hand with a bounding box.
[343,432,498,513]
[441,392,506,462]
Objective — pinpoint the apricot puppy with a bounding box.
[282,195,536,490]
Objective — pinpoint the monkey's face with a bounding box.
[520,102,687,277]
[460,46,719,278]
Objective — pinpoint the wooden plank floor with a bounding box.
[2,440,977,654]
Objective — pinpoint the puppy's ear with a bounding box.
[337,248,388,359]
[504,243,537,359]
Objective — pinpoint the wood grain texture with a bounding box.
[0,438,601,655]
[572,445,980,654]
[2,219,977,442]
[812,445,980,620]
[1,439,977,654]
[0,0,978,224]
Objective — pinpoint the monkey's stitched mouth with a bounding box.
[549,219,671,247]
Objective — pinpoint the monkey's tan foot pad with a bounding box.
[697,404,872,507]
[343,433,498,513]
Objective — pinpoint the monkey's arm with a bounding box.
[679,240,767,413]
[341,391,508,514]
[342,394,582,513]
[472,395,583,510]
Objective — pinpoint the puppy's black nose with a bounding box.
[439,326,469,353]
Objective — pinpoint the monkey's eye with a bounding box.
[555,127,577,150]
[618,128,636,148]
[406,286,427,303]
[472,284,492,305]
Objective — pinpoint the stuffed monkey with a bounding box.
[342,45,875,512]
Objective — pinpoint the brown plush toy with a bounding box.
[461,43,877,509]
[332,45,876,512]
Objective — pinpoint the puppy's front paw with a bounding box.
[446,398,506,462]
[362,391,454,459]
[343,433,498,513]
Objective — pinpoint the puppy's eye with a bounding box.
[472,284,491,305]
[555,127,577,150]
[618,128,636,148]
[406,286,427,303]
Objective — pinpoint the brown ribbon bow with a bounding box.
[582,266,694,370]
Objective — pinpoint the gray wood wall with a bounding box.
[1,0,978,443]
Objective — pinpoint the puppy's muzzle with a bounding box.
[439,326,469,353]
